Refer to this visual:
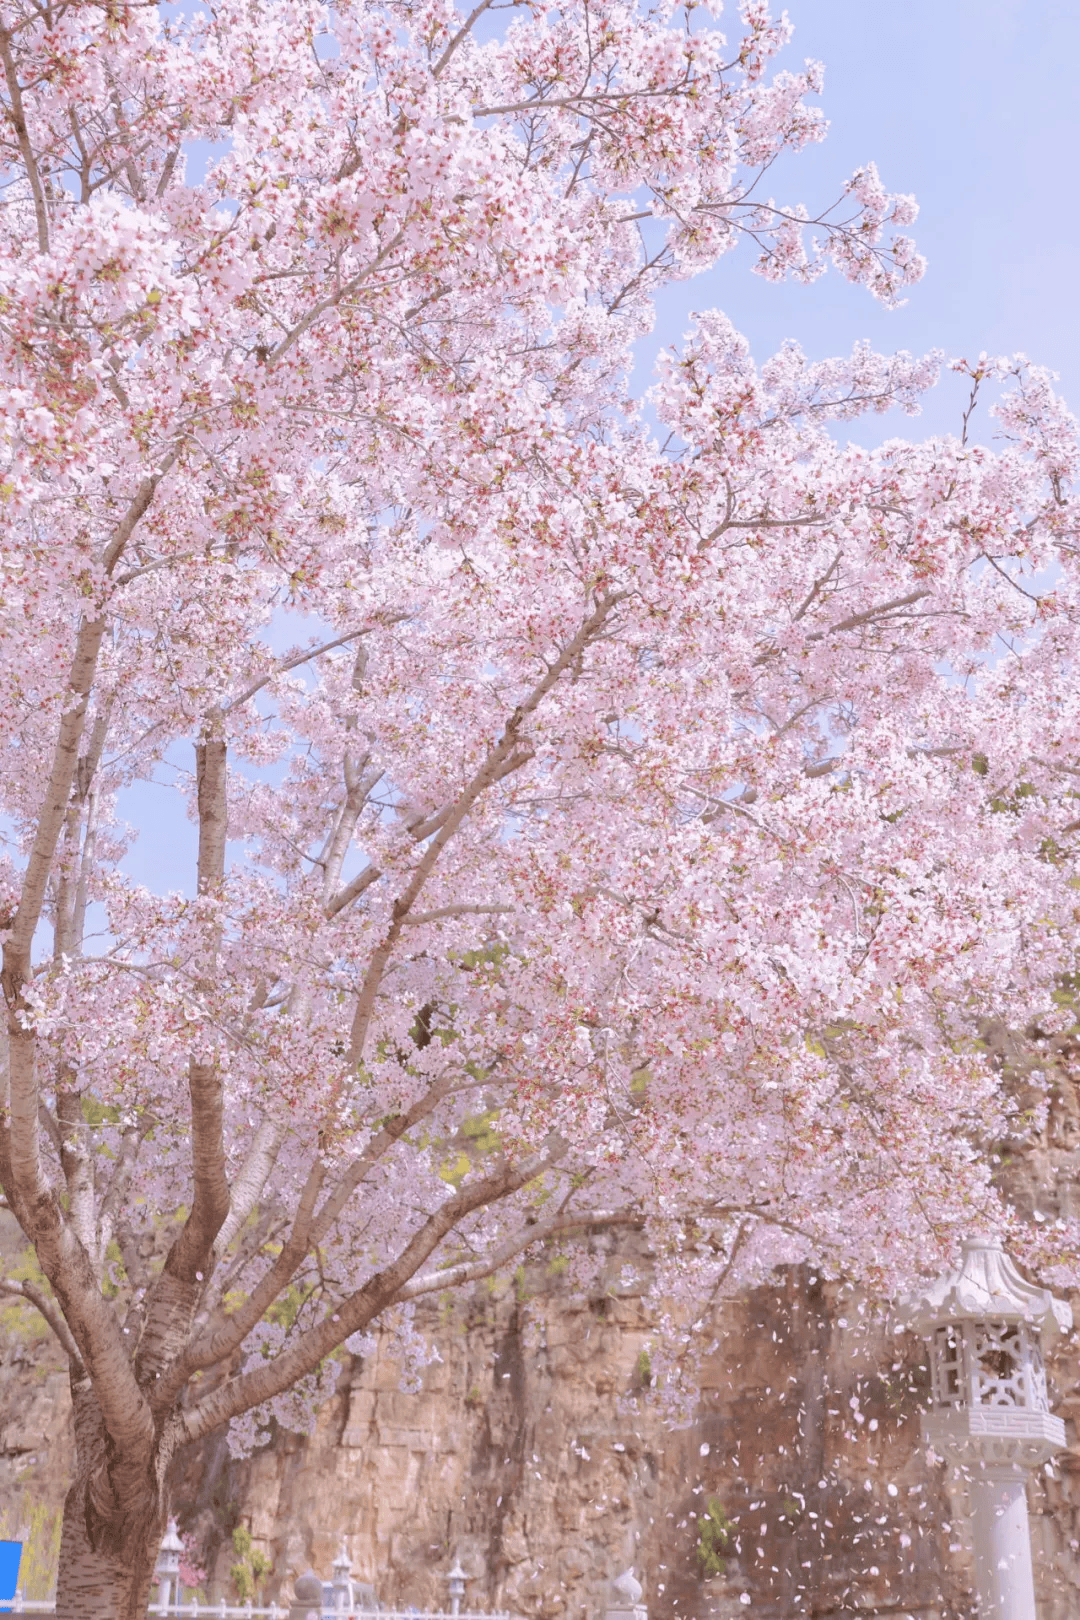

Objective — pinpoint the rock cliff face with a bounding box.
[157,1231,1080,1620]
[4,1241,1080,1620]
[6,1051,1080,1619]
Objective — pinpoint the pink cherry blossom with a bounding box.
[0,1,1075,1616]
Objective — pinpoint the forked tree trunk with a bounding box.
[56,1386,167,1620]
[55,1486,162,1620]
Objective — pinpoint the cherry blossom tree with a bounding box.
[0,0,1078,1615]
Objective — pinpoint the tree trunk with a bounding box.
[55,1385,166,1620]
[55,1484,162,1620]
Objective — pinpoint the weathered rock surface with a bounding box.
[6,1050,1080,1618]
[3,1243,1080,1620]
[166,1210,1080,1620]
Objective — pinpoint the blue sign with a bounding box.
[0,1541,21,1613]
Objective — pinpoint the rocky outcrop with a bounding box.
[7,1052,1080,1619]
[161,1234,1079,1620]
[4,1240,1080,1620]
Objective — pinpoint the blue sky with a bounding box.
[644,0,1080,439]
[115,0,1079,904]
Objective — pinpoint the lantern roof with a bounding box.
[159,1519,184,1556]
[895,1237,1073,1344]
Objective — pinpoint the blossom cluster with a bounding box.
[1,0,1077,1461]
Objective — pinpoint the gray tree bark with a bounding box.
[55,1384,167,1620]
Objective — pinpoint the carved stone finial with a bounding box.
[613,1569,643,1604]
[294,1571,323,1602]
[159,1520,184,1555]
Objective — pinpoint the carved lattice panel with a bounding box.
[1028,1333,1050,1412]
[931,1324,964,1406]
[974,1320,1025,1406]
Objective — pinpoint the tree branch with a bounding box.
[474,85,690,117]
[347,593,626,1063]
[138,730,232,1386]
[402,903,514,927]
[161,733,231,1285]
[395,1208,644,1301]
[181,1142,563,1443]
[222,627,398,715]
[0,1279,85,1370]
[212,1117,285,1263]
[0,26,48,253]
[266,230,406,366]
[752,588,934,667]
[808,588,932,641]
[309,1070,458,1247]
[0,1125,154,1457]
[431,0,494,77]
[198,1208,287,1326]
[3,616,108,998]
[56,1084,96,1257]
[154,1159,326,1412]
[3,465,172,1013]
[97,1114,154,1273]
[324,862,382,920]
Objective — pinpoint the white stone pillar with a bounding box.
[968,1466,1037,1620]
[154,1519,184,1616]
[446,1558,467,1618]
[895,1238,1073,1620]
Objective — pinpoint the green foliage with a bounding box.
[80,1094,121,1127]
[634,1349,653,1388]
[101,1238,127,1299]
[437,1149,470,1188]
[0,1496,63,1600]
[991,779,1038,814]
[438,1108,503,1184]
[460,1110,501,1154]
[230,1525,271,1604]
[230,1561,254,1601]
[265,1279,316,1329]
[452,940,510,976]
[1051,971,1080,1015]
[696,1498,733,1579]
[0,1247,53,1343]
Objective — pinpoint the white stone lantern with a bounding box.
[331,1540,354,1613]
[445,1557,468,1617]
[154,1519,184,1615]
[897,1237,1072,1620]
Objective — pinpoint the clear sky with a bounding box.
[115,0,1080,902]
[645,0,1080,440]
